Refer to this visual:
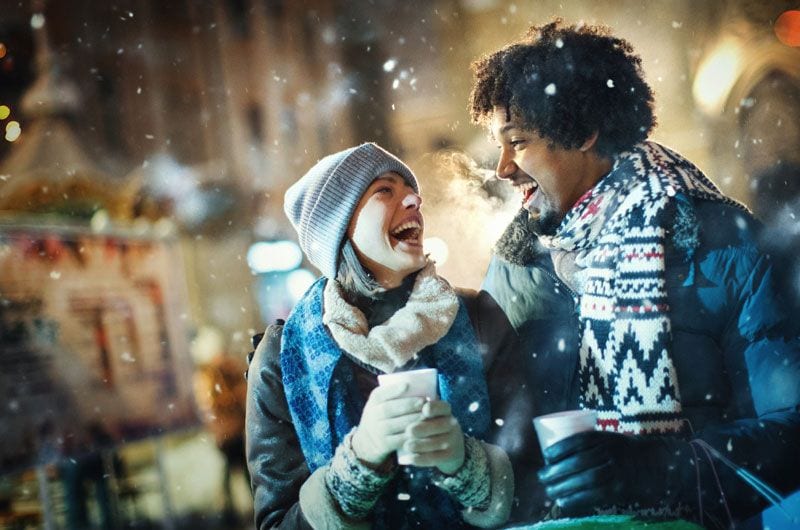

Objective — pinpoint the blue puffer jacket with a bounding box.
[482,199,800,527]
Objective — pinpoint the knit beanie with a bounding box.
[284,143,419,279]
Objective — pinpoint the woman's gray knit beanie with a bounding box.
[284,143,419,279]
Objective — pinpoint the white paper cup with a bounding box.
[533,409,597,453]
[377,368,438,464]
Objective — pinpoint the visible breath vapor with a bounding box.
[415,149,519,289]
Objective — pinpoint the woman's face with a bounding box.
[346,172,426,288]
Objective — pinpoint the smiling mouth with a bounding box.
[390,220,422,245]
[515,180,539,209]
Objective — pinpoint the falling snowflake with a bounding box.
[383,58,398,72]
[468,402,480,412]
[544,83,557,96]
[120,352,136,363]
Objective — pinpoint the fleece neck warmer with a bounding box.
[322,261,459,374]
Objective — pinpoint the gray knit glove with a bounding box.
[325,429,397,520]
[432,436,491,510]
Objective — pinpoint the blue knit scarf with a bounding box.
[281,277,490,527]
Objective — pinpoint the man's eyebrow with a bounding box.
[497,123,517,135]
[490,124,518,142]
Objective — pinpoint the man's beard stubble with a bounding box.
[525,197,563,237]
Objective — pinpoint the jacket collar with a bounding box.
[493,208,543,267]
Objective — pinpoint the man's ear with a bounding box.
[579,131,599,152]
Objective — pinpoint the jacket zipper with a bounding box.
[539,264,581,404]
[540,266,579,305]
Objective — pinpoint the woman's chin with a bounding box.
[396,252,427,275]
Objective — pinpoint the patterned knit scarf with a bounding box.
[538,141,745,434]
[280,277,491,470]
[280,277,491,528]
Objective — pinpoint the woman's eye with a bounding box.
[375,186,392,194]
[510,140,526,149]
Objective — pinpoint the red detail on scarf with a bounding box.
[597,418,620,431]
[580,195,604,220]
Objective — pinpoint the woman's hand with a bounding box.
[351,383,425,467]
[403,400,465,475]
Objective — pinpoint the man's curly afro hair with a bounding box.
[469,20,656,158]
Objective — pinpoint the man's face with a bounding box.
[490,107,599,235]
[347,172,426,288]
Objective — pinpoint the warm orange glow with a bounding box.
[775,10,800,47]
[0,43,6,60]
[0,105,9,120]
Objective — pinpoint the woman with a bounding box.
[246,143,515,529]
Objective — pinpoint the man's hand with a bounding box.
[402,400,466,475]
[351,383,425,467]
[537,430,691,516]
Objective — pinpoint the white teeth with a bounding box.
[513,181,538,194]
[391,221,421,236]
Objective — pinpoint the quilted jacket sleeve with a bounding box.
[245,324,314,529]
[691,249,800,524]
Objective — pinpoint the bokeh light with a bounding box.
[5,120,21,142]
[0,43,7,60]
[423,237,449,266]
[692,38,742,114]
[286,269,316,302]
[775,10,800,47]
[247,240,303,273]
[0,105,10,120]
[30,13,45,29]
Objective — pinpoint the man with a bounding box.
[469,20,800,528]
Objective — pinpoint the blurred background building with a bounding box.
[0,0,798,528]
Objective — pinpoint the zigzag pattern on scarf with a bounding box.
[541,141,746,436]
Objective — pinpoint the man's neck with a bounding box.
[581,154,614,197]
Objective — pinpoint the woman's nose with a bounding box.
[402,191,422,209]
